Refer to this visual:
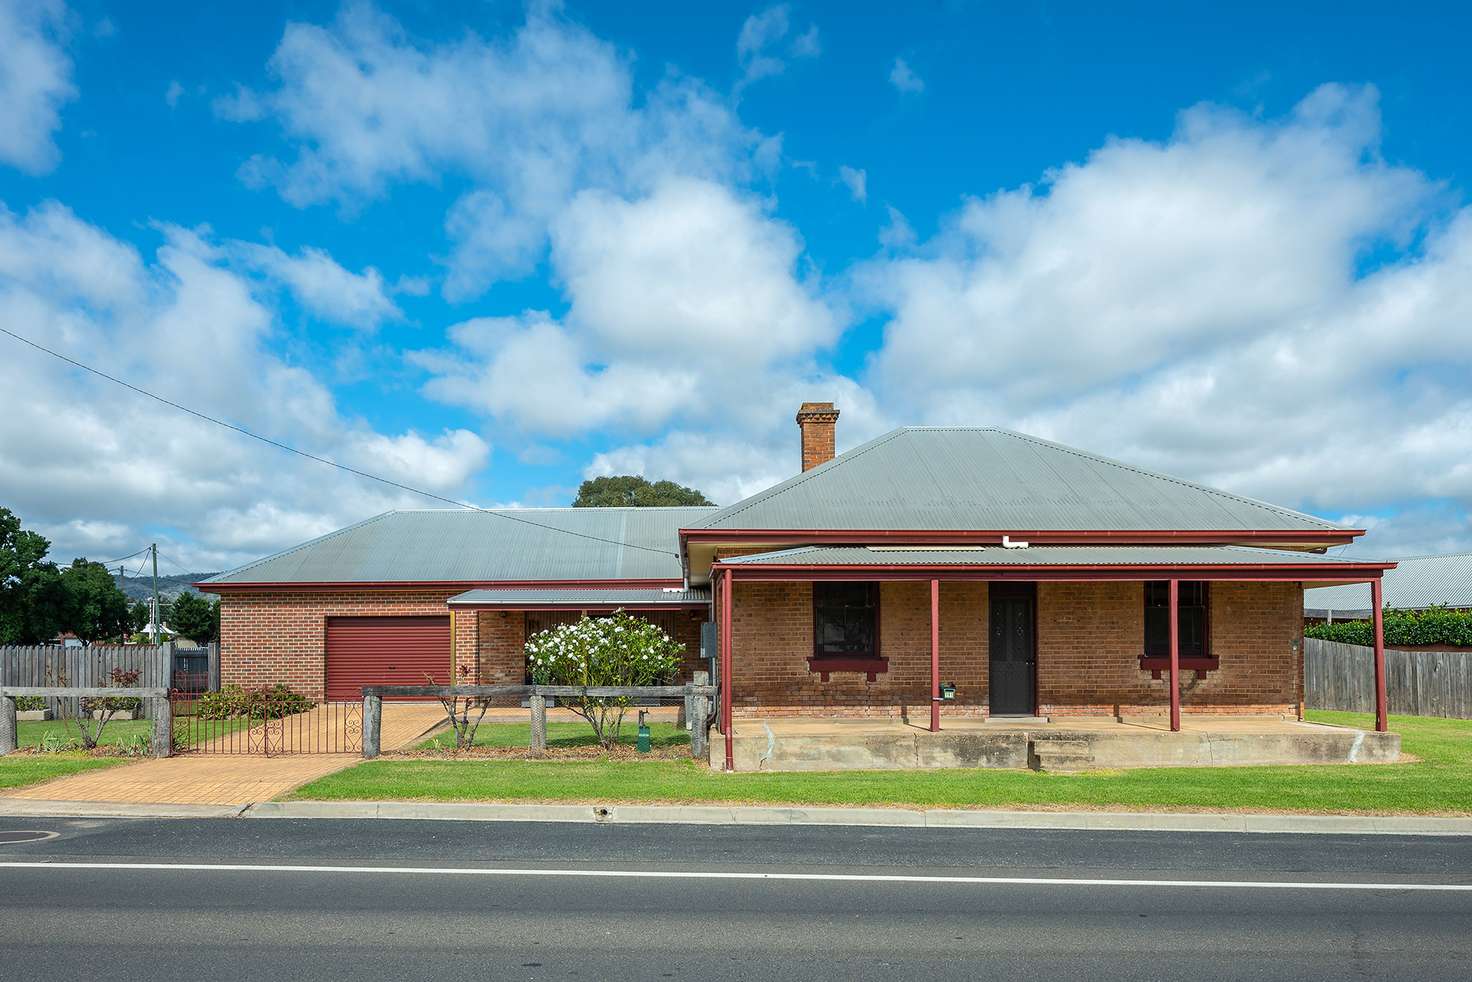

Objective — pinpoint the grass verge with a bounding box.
[418,721,689,752]
[286,711,1472,815]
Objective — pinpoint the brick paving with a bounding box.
[8,704,446,805]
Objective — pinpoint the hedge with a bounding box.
[1305,606,1472,647]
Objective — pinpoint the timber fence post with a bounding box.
[689,687,709,760]
[530,692,547,753]
[151,693,172,757]
[362,691,382,759]
[0,695,16,755]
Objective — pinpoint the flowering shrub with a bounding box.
[525,611,684,748]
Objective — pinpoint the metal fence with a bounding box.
[1305,637,1472,719]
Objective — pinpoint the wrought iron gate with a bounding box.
[171,689,363,755]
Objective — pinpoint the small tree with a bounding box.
[525,611,684,749]
[59,667,141,750]
[431,664,490,752]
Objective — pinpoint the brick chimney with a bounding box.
[796,402,840,472]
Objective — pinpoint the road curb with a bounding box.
[4,797,1468,835]
[238,800,1472,835]
[0,799,248,820]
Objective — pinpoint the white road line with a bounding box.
[1,861,1470,892]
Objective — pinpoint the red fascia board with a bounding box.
[198,577,684,594]
[446,602,708,612]
[680,528,1363,545]
[713,563,1392,583]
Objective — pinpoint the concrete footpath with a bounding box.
[0,797,1468,835]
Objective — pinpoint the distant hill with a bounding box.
[116,572,220,603]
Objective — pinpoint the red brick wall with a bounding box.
[728,579,1302,718]
[730,580,987,718]
[1035,580,1303,716]
[219,589,466,700]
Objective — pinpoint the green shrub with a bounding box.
[14,696,45,713]
[196,684,316,720]
[1306,606,1472,647]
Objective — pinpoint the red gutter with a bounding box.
[445,602,707,612]
[712,561,1394,583]
[681,527,1364,546]
[198,577,683,593]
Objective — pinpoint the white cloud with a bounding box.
[229,240,402,329]
[888,57,924,94]
[877,203,915,249]
[551,177,837,364]
[838,165,867,203]
[228,4,773,300]
[0,200,488,570]
[736,5,820,92]
[165,80,184,109]
[861,83,1472,553]
[0,0,75,174]
[211,83,264,121]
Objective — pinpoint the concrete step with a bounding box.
[1029,750,1096,772]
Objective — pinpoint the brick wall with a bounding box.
[728,578,1302,719]
[1035,580,1303,716]
[219,589,466,700]
[730,580,988,718]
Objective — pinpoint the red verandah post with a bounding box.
[1168,578,1181,732]
[1372,577,1387,732]
[721,567,734,771]
[929,578,940,733]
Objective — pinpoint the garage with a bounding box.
[325,615,452,701]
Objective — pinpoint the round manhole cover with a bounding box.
[0,830,60,845]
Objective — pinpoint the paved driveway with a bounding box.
[5,704,445,806]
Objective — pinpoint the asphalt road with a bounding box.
[2,817,1470,980]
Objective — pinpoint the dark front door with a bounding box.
[989,584,1036,715]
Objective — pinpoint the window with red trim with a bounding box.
[812,582,880,660]
[807,582,887,679]
[1143,581,1211,663]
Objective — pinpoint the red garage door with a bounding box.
[325,615,452,701]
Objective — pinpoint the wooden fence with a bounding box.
[0,643,195,720]
[1305,637,1472,719]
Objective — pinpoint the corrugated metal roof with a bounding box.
[1305,552,1472,615]
[722,545,1382,567]
[204,507,715,585]
[448,587,710,606]
[692,428,1344,533]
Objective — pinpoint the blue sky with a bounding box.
[2,0,1470,572]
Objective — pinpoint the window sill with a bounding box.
[807,656,889,682]
[1139,656,1218,680]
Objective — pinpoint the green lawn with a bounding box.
[419,720,689,751]
[288,711,1472,815]
[0,753,127,791]
[18,718,156,750]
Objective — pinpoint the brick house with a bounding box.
[202,402,1397,770]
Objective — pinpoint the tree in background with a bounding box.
[170,590,220,643]
[0,507,67,644]
[129,601,149,634]
[59,559,132,643]
[572,475,713,508]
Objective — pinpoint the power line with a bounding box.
[2,326,677,558]
[96,545,152,566]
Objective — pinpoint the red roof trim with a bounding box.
[198,577,683,594]
[682,528,1362,544]
[446,602,708,612]
[713,562,1392,583]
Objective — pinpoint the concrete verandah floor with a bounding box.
[7,705,447,806]
[719,715,1403,772]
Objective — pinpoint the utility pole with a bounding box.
[151,543,160,645]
